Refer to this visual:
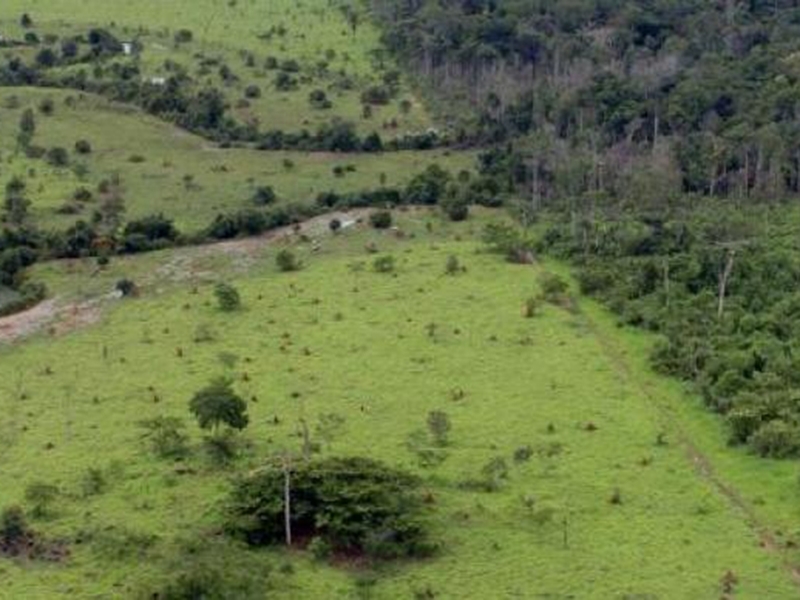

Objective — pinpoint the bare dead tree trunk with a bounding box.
[717,249,736,319]
[283,455,292,547]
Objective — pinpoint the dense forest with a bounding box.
[373,0,800,202]
[371,1,800,458]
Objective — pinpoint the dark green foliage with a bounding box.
[369,210,392,229]
[372,255,395,273]
[541,205,800,458]
[252,186,276,206]
[174,29,194,44]
[45,147,68,167]
[122,214,179,252]
[74,139,92,154]
[404,165,450,205]
[244,84,261,99]
[189,377,249,434]
[115,278,138,297]
[214,282,242,312]
[0,505,28,545]
[276,249,301,272]
[226,456,436,560]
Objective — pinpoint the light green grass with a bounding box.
[0,88,473,232]
[0,209,797,598]
[0,0,430,135]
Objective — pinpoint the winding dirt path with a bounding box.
[0,209,370,345]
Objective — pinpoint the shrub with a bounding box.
[45,147,68,167]
[513,445,533,462]
[523,297,540,318]
[226,456,436,560]
[276,249,301,272]
[427,411,451,446]
[369,210,392,229]
[361,85,391,105]
[174,29,194,44]
[539,273,569,304]
[252,185,276,206]
[445,255,461,275]
[0,505,28,545]
[115,278,138,297]
[214,282,242,312]
[441,196,469,221]
[244,85,261,99]
[372,255,395,273]
[329,218,342,233]
[749,421,800,458]
[38,98,54,115]
[74,139,92,154]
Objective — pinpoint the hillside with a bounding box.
[2,1,800,599]
[1,209,798,598]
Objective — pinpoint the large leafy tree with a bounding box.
[189,377,249,435]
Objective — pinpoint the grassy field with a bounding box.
[0,87,472,233]
[1,208,798,598]
[0,0,430,135]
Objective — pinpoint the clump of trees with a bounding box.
[226,456,437,560]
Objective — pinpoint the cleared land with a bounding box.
[0,87,471,233]
[0,209,798,598]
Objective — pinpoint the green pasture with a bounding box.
[0,210,798,598]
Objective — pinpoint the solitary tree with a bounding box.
[189,377,249,435]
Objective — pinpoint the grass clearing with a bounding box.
[0,87,472,232]
[0,209,798,598]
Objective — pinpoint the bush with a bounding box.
[226,456,436,560]
[38,98,54,115]
[74,139,92,154]
[539,273,569,304]
[214,282,242,312]
[369,210,392,229]
[244,85,261,99]
[276,249,301,272]
[749,421,800,458]
[115,278,138,297]
[252,186,276,206]
[441,196,469,221]
[445,255,461,275]
[45,147,68,167]
[373,255,395,273]
[174,29,194,44]
[0,505,28,545]
[361,85,391,105]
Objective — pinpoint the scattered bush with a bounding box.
[244,84,261,99]
[427,411,451,446]
[372,255,395,273]
[74,139,92,154]
[115,278,138,297]
[214,282,242,312]
[369,210,392,229]
[45,147,68,167]
[276,249,302,272]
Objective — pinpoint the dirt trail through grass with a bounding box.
[578,298,800,587]
[0,210,370,345]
